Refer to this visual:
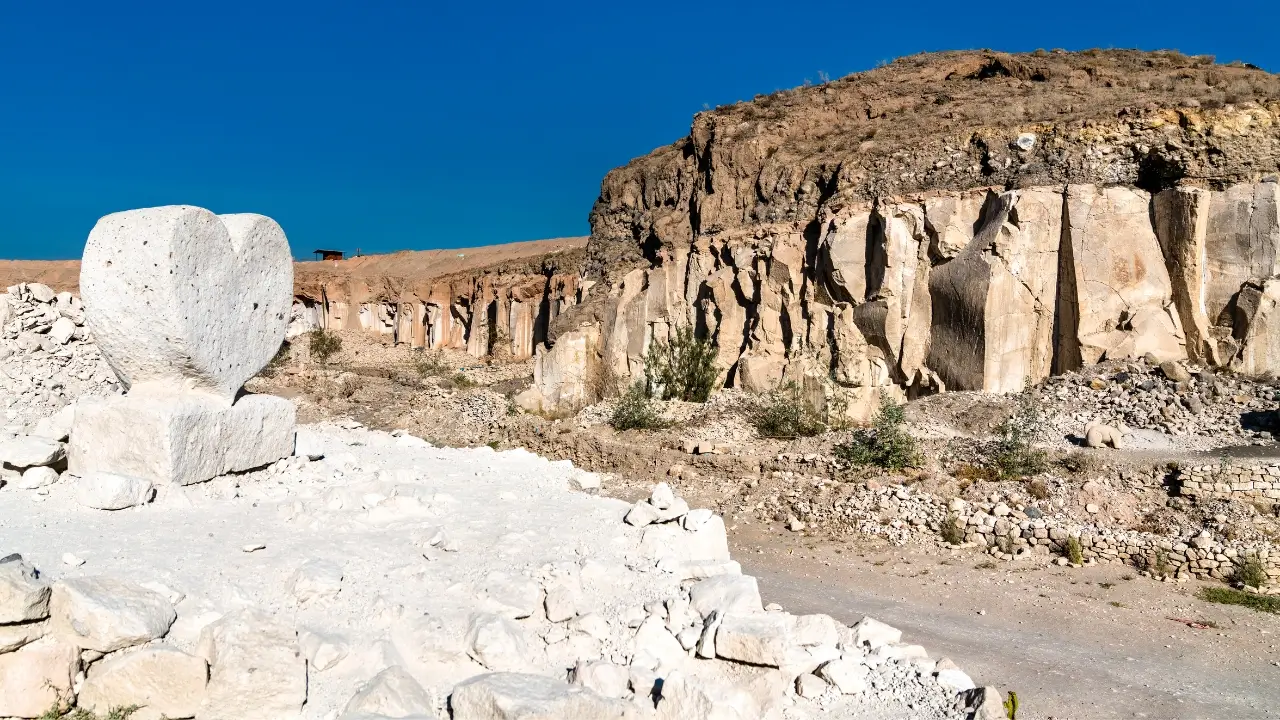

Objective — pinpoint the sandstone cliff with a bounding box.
[538,50,1280,417]
[291,237,588,360]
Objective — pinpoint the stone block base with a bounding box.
[69,393,295,486]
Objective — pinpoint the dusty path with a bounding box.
[732,529,1280,720]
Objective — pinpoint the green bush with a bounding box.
[1198,586,1280,613]
[940,514,965,545]
[833,396,919,471]
[610,383,669,431]
[415,351,449,377]
[1065,536,1084,565]
[258,341,291,378]
[644,325,718,403]
[752,382,825,438]
[308,329,342,364]
[987,398,1048,479]
[1235,554,1268,588]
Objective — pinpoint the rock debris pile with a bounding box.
[1033,359,1279,449]
[0,283,116,428]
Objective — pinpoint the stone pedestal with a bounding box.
[69,393,295,486]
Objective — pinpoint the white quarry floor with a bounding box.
[1,421,968,719]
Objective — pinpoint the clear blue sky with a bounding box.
[1,0,1275,260]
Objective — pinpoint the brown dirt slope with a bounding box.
[588,49,1280,277]
[0,260,80,294]
[0,237,589,297]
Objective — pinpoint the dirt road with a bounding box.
[733,529,1280,720]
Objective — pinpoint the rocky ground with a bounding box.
[247,329,1280,718]
[1,289,1005,720]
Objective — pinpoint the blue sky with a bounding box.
[1,1,1276,260]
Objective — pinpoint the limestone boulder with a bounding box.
[70,393,296,487]
[450,672,638,720]
[290,558,344,604]
[0,636,79,718]
[570,660,630,699]
[77,644,208,720]
[0,436,65,468]
[714,613,792,667]
[465,613,533,672]
[75,472,155,510]
[655,670,760,720]
[81,206,293,401]
[16,465,59,489]
[50,576,176,652]
[196,609,306,720]
[341,666,436,719]
[0,556,51,624]
[0,618,47,653]
[688,575,762,618]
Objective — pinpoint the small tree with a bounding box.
[752,382,825,438]
[308,329,342,364]
[833,396,919,471]
[644,325,718,403]
[988,397,1048,479]
[610,383,669,431]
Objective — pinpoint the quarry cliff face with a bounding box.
[289,238,587,361]
[523,50,1280,417]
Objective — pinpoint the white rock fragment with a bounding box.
[0,436,65,468]
[0,618,47,653]
[49,576,177,652]
[0,555,51,624]
[713,613,791,667]
[197,608,307,720]
[0,636,80,718]
[16,465,59,489]
[49,316,76,345]
[570,660,630,699]
[795,673,827,699]
[300,628,349,672]
[290,558,344,604]
[816,658,868,694]
[650,482,676,510]
[655,670,759,720]
[466,613,532,672]
[78,644,209,720]
[851,616,902,650]
[450,672,634,720]
[62,553,85,567]
[630,616,687,672]
[624,500,660,527]
[688,575,762,618]
[341,666,436,719]
[479,573,543,620]
[75,472,154,510]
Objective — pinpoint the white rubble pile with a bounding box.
[0,422,997,719]
[0,283,117,429]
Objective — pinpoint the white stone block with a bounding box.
[69,392,295,486]
[76,472,154,510]
[49,576,176,653]
[81,206,293,401]
[78,644,208,720]
[197,608,306,720]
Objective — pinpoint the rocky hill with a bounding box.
[529,49,1280,419]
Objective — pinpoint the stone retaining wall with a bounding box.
[1177,462,1280,502]
[951,502,1279,592]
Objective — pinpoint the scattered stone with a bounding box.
[341,665,436,719]
[290,558,344,604]
[0,618,47,653]
[650,482,676,510]
[197,608,307,720]
[816,658,868,694]
[78,644,209,720]
[714,613,791,667]
[49,576,177,652]
[15,465,59,489]
[570,660,630,699]
[0,635,80,718]
[795,673,827,699]
[450,672,635,720]
[689,575,763,617]
[76,471,154,510]
[0,555,51,624]
[0,436,65,468]
[466,613,532,672]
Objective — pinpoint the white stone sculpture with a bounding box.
[68,206,296,488]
